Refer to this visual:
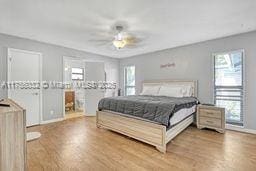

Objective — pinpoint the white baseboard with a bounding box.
[41,117,64,125]
[226,124,256,134]
[85,114,96,117]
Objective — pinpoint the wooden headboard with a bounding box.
[142,80,198,97]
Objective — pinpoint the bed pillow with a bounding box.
[181,85,193,97]
[158,85,183,97]
[140,85,160,95]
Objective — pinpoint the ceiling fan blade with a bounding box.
[125,37,142,44]
[87,39,112,46]
[88,32,114,39]
[88,39,110,42]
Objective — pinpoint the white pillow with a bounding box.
[158,85,183,97]
[140,85,160,95]
[181,85,193,97]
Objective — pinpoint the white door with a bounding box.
[8,49,41,126]
[84,62,105,116]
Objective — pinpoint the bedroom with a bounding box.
[0,0,256,170]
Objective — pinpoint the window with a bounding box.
[124,66,135,96]
[214,50,244,126]
[71,68,84,81]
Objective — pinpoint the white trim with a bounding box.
[212,49,245,125]
[62,57,66,119]
[124,65,136,96]
[7,48,43,125]
[62,56,87,118]
[226,124,256,134]
[8,48,42,56]
[83,114,96,117]
[41,117,64,125]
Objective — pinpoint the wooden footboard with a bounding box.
[96,110,194,153]
[96,111,166,152]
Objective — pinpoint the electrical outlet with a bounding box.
[50,110,54,115]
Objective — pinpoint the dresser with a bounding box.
[197,104,225,133]
[0,99,26,171]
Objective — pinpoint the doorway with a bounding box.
[8,48,42,126]
[64,58,85,119]
[63,57,105,119]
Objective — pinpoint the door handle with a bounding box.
[32,92,39,96]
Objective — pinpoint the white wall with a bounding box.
[1,31,255,130]
[0,33,119,122]
[120,31,256,130]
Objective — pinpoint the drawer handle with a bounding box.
[206,120,214,124]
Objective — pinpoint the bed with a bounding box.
[96,80,198,153]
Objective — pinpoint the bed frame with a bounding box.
[96,80,198,153]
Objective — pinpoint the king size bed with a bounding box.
[96,80,199,153]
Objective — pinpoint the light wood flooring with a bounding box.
[64,112,84,120]
[27,116,256,171]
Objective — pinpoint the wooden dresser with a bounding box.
[197,104,225,133]
[0,99,26,171]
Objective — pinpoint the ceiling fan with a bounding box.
[112,25,136,49]
[89,24,143,50]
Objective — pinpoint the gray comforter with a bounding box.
[98,95,199,127]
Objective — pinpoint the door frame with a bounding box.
[62,56,86,118]
[62,56,105,118]
[7,48,43,125]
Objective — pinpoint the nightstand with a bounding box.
[197,104,225,133]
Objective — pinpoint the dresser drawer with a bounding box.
[200,109,221,119]
[199,117,222,128]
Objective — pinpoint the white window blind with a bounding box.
[124,66,135,96]
[214,50,244,126]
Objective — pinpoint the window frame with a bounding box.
[124,65,136,96]
[213,49,245,126]
[71,67,84,81]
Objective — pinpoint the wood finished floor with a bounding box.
[27,116,256,171]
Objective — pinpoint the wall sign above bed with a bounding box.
[160,62,175,68]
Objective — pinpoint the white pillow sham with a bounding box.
[181,85,193,97]
[140,85,160,95]
[158,85,193,97]
[158,85,183,97]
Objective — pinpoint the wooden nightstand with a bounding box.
[197,104,225,133]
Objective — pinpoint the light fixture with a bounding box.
[112,26,126,49]
[113,39,126,49]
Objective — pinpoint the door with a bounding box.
[84,62,105,116]
[8,49,41,126]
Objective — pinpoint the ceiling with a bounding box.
[0,0,256,58]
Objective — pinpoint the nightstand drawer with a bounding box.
[199,117,222,128]
[200,109,221,119]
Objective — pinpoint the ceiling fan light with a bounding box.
[113,40,126,49]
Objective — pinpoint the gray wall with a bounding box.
[120,31,256,130]
[0,33,119,121]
